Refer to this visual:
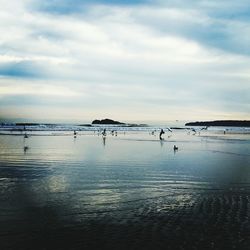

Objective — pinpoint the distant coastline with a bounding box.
[1,119,249,128]
[185,120,250,127]
[0,119,148,128]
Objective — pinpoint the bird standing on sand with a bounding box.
[174,145,178,151]
[102,129,107,137]
[24,146,29,153]
[159,129,165,140]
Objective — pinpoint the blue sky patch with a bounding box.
[0,62,43,78]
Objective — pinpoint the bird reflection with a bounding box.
[24,146,29,154]
[23,136,29,154]
[174,145,178,154]
[102,136,106,147]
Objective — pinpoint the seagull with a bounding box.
[102,129,107,137]
[166,127,172,132]
[189,127,208,135]
[160,127,173,140]
[190,128,196,135]
[24,146,29,153]
[201,126,208,130]
[159,129,165,140]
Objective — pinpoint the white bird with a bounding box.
[166,127,172,132]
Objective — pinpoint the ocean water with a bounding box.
[0,129,250,249]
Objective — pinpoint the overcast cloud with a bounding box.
[0,0,249,123]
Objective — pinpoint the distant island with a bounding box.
[91,119,148,127]
[185,120,250,127]
[92,119,125,125]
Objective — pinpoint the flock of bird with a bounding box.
[23,126,210,152]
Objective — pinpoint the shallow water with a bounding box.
[0,131,250,249]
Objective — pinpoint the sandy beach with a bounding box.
[0,129,250,249]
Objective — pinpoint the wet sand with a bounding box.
[0,131,250,249]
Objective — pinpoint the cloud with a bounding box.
[127,3,250,56]
[31,0,150,14]
[0,81,80,97]
[0,0,249,122]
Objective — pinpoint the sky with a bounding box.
[0,0,249,123]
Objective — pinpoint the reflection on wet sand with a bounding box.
[24,146,29,153]
[0,132,250,249]
[102,136,106,147]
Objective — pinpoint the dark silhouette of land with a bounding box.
[185,120,250,127]
[92,119,125,125]
[91,119,148,127]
